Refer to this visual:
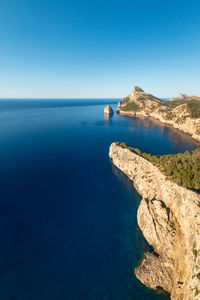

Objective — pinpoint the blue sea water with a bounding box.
[0,98,199,300]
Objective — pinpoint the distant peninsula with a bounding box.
[117,86,200,142]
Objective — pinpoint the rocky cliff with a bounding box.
[118,87,200,142]
[109,142,200,300]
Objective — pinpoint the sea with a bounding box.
[0,98,199,300]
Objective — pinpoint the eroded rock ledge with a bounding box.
[109,143,200,300]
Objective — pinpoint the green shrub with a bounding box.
[186,102,200,119]
[121,96,131,104]
[116,142,200,190]
[121,102,140,112]
[193,249,198,258]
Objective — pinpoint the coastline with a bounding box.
[109,142,200,300]
[118,110,200,142]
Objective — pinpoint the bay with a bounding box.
[0,99,198,300]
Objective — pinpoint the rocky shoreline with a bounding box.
[119,110,200,142]
[109,142,200,300]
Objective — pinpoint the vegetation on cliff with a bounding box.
[186,102,200,119]
[121,101,140,111]
[116,142,200,190]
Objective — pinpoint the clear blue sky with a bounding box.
[0,0,199,98]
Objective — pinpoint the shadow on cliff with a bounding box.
[110,160,170,299]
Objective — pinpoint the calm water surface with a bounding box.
[0,99,199,300]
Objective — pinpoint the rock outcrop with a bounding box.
[129,86,145,98]
[118,87,200,142]
[104,105,114,115]
[169,94,200,102]
[109,142,200,300]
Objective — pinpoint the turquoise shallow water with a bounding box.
[0,98,199,299]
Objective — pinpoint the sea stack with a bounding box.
[104,105,114,115]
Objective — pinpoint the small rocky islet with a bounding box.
[104,105,114,115]
[109,87,200,300]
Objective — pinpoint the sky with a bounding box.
[0,0,199,98]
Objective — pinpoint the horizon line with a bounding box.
[0,97,121,100]
[0,97,169,100]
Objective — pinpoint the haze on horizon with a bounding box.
[0,0,199,99]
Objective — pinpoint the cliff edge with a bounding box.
[109,142,200,300]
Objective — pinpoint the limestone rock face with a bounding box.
[133,86,144,93]
[104,105,114,115]
[109,142,200,300]
[131,86,144,96]
[128,86,160,103]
